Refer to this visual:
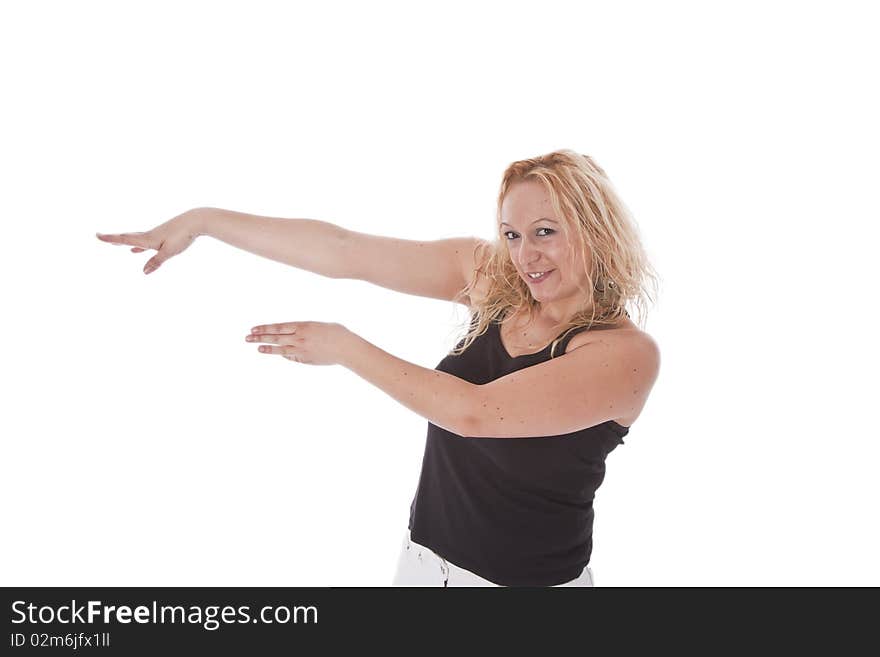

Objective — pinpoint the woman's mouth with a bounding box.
[525,269,555,284]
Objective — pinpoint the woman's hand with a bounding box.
[96,208,207,274]
[247,321,355,366]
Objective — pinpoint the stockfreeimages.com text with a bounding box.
[11,600,317,631]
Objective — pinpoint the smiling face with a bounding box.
[499,178,593,318]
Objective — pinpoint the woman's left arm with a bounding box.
[248,321,660,439]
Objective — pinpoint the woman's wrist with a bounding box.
[338,328,366,370]
[183,207,216,238]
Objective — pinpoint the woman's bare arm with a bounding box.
[98,207,487,304]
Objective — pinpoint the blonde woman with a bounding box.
[97,150,660,587]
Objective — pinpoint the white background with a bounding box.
[1,0,877,586]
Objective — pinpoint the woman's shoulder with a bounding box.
[567,319,659,429]
[566,317,657,355]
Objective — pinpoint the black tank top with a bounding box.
[407,314,629,586]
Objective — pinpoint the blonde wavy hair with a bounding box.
[449,149,659,357]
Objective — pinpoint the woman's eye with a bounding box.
[503,228,554,240]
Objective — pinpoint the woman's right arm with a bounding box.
[97,207,489,305]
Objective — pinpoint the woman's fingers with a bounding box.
[246,333,301,345]
[143,251,166,275]
[247,331,303,360]
[247,323,309,361]
[97,230,166,273]
[250,323,298,335]
[96,232,125,245]
[96,232,153,249]
[255,344,299,356]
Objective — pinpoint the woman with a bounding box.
[97,149,660,587]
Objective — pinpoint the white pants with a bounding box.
[391,530,595,587]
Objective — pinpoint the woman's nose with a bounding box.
[519,240,542,266]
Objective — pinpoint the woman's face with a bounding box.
[499,179,592,309]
